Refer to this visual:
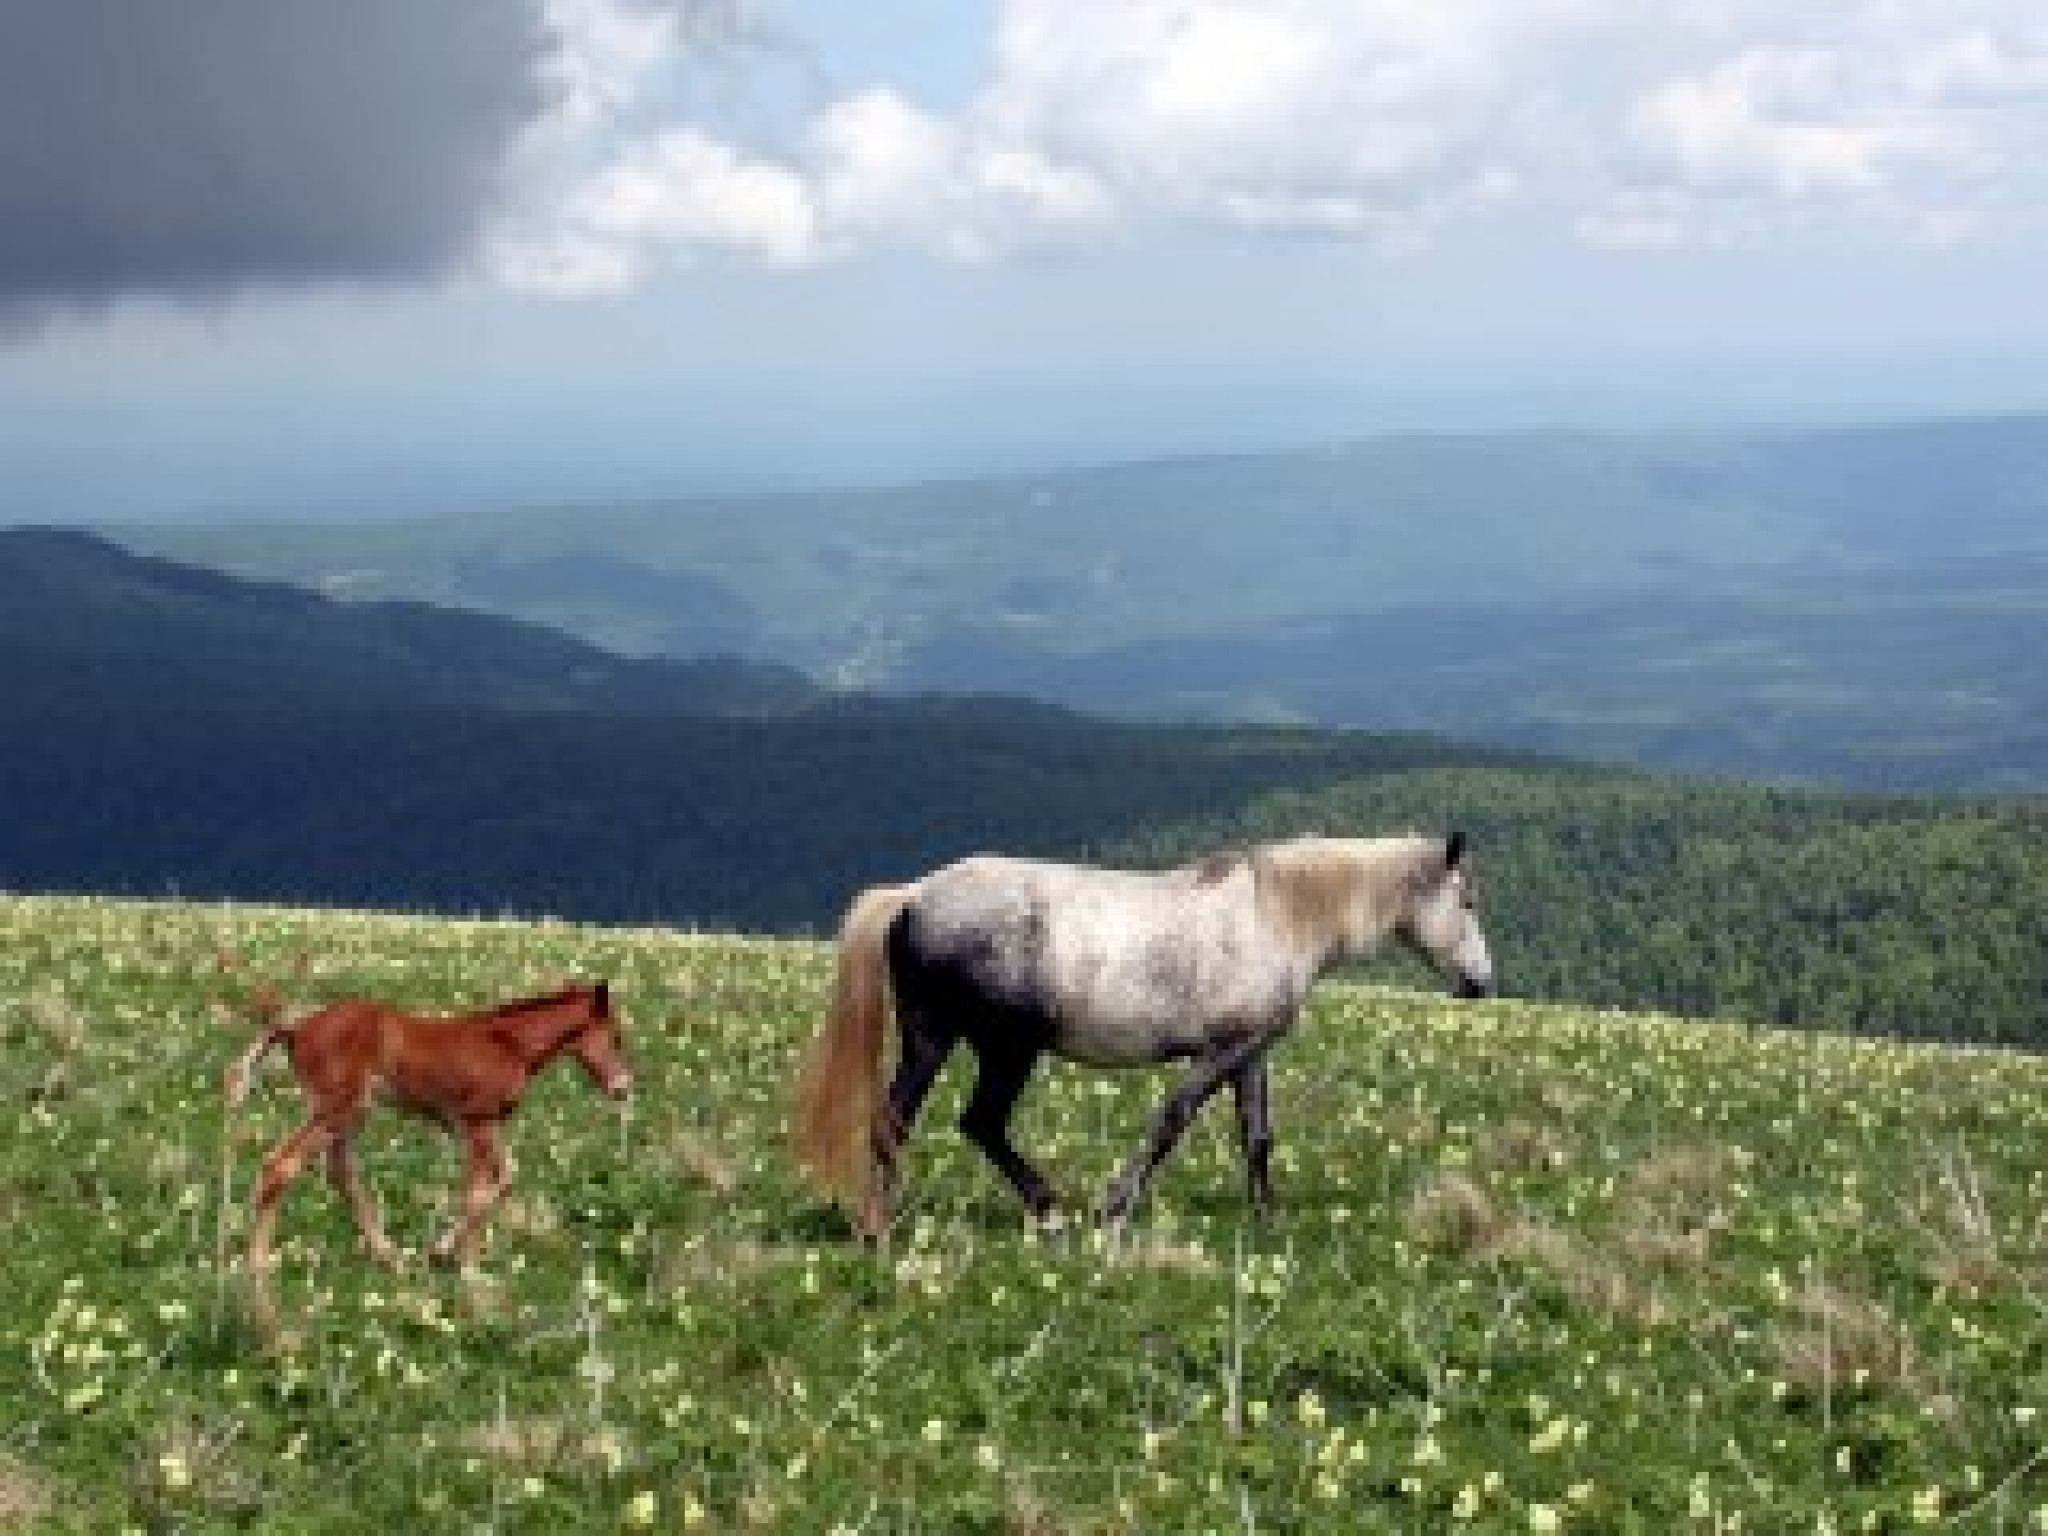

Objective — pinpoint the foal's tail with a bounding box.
[791,882,915,1208]
[222,987,307,1110]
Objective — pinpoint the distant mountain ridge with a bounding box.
[0,526,819,719]
[109,415,2048,790]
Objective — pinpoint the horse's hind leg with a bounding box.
[246,1118,337,1271]
[959,1039,1058,1221]
[1230,1056,1275,1222]
[325,1131,398,1266]
[865,1013,956,1238]
[1098,1034,1269,1231]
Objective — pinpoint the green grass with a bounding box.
[7,892,2048,1531]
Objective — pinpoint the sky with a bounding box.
[2,0,2047,523]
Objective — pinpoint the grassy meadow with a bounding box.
[6,892,2048,1531]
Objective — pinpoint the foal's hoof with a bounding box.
[855,1195,895,1247]
[851,1213,888,1249]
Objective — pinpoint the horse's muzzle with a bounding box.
[1453,977,1492,1000]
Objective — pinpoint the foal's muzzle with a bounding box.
[1452,976,1493,1001]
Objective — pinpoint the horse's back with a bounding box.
[919,851,1221,910]
[903,852,1295,1066]
[910,854,1226,960]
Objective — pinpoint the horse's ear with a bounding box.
[1444,831,1467,871]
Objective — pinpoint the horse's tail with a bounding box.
[791,881,915,1209]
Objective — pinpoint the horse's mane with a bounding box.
[1250,836,1434,950]
[1188,848,1250,886]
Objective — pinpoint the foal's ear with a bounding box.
[1443,830,1467,871]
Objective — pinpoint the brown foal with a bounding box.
[226,982,632,1271]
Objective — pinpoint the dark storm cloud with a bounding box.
[0,0,551,310]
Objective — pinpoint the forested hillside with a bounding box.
[4,693,2041,1046]
[0,693,1523,928]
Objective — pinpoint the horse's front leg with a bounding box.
[1098,1032,1268,1232]
[326,1131,399,1266]
[1230,1053,1275,1222]
[433,1121,506,1268]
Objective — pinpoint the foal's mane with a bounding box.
[472,985,609,1055]
[485,983,603,1018]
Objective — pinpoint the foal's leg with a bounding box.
[325,1132,398,1266]
[1230,1056,1275,1222]
[958,1038,1058,1221]
[1098,1034,1271,1230]
[435,1121,506,1268]
[246,1118,338,1271]
[863,1014,956,1239]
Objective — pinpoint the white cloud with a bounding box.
[491,0,2048,293]
[1904,27,2048,105]
[1601,22,2038,245]
[1629,48,1930,196]
[974,148,1111,229]
[811,90,960,246]
[533,0,678,138]
[978,0,1594,234]
[592,129,821,264]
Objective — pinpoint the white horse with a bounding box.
[791,832,1494,1237]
